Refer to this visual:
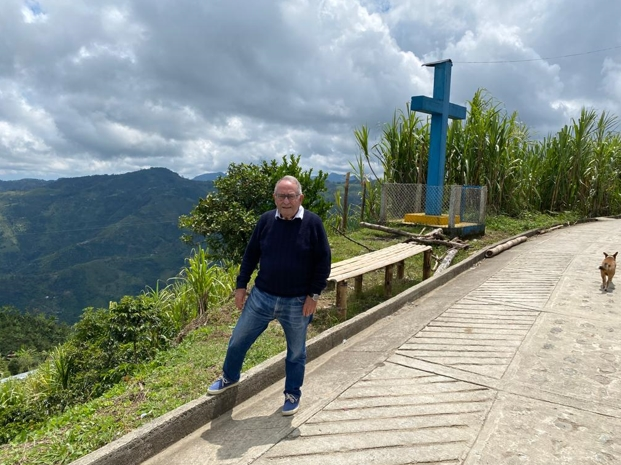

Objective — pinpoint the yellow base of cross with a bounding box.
[403,213,460,226]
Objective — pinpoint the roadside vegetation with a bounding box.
[2,87,620,465]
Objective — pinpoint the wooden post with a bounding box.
[380,183,387,223]
[354,275,363,296]
[384,264,394,297]
[341,172,350,232]
[423,249,432,280]
[360,178,367,223]
[396,260,405,279]
[336,281,348,319]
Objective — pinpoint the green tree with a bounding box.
[0,306,70,376]
[0,306,70,357]
[179,155,331,262]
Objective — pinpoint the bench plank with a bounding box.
[328,243,431,283]
[328,242,432,315]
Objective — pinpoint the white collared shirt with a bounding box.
[275,205,305,220]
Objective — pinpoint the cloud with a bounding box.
[0,0,620,180]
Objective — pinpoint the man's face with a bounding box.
[273,180,304,220]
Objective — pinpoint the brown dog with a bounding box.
[599,252,617,291]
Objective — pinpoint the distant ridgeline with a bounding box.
[0,168,358,324]
[0,168,213,324]
[192,172,363,211]
[193,171,357,184]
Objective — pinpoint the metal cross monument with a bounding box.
[410,59,466,216]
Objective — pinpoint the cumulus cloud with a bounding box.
[0,0,620,180]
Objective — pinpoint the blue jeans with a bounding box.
[222,287,312,398]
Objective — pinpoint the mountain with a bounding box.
[192,172,225,182]
[193,171,359,184]
[191,170,364,210]
[326,173,347,182]
[0,179,51,192]
[0,168,214,324]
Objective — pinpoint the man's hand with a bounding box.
[235,288,247,310]
[303,296,318,316]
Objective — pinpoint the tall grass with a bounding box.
[447,89,534,214]
[536,109,621,216]
[170,246,238,317]
[354,104,428,184]
[355,89,621,218]
[353,105,428,222]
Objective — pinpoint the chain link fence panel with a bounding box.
[380,183,487,228]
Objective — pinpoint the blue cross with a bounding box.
[411,59,466,215]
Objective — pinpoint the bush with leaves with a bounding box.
[179,154,331,262]
[0,378,39,444]
[109,295,174,364]
[66,294,177,401]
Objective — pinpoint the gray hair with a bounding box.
[274,175,303,195]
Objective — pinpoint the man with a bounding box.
[207,175,331,416]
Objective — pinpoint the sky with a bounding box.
[1,0,621,181]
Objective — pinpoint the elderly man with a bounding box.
[207,175,331,415]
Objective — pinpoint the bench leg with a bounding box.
[396,260,405,279]
[384,264,394,297]
[423,249,432,280]
[354,275,363,296]
[336,281,348,318]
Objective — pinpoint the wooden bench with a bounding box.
[328,242,432,313]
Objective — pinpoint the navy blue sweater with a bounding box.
[236,209,331,297]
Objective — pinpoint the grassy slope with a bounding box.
[0,211,582,465]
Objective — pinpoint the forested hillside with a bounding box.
[0,168,213,324]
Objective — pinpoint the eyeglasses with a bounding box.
[275,193,300,201]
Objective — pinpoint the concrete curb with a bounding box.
[69,222,564,465]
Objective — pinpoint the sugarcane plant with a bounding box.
[354,89,621,218]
